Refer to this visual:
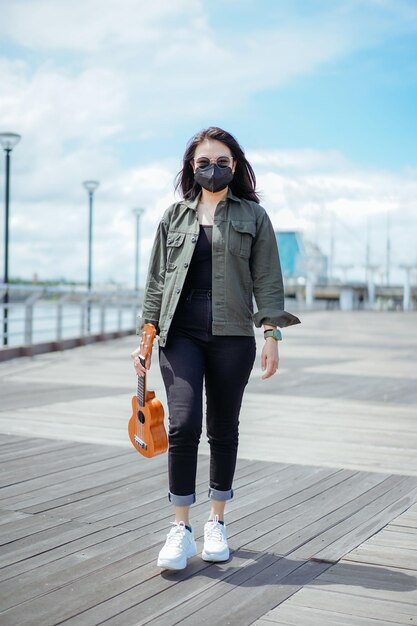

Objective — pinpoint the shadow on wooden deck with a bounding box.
[1,433,416,625]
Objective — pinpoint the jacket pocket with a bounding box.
[229,220,256,258]
[166,232,186,268]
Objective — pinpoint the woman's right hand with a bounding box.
[131,346,152,377]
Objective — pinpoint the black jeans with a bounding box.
[159,289,256,506]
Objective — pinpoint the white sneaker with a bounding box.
[202,515,229,562]
[157,522,197,570]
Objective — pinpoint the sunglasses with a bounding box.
[193,156,234,169]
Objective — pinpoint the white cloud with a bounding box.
[3,147,416,286]
[3,0,416,142]
[1,0,203,52]
[2,0,417,154]
[250,148,417,281]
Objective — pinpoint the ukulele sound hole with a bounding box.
[137,410,145,424]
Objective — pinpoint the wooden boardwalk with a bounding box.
[1,434,416,625]
[1,311,417,624]
[255,502,417,626]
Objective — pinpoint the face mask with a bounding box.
[194,163,234,193]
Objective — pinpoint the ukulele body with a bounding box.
[128,390,167,458]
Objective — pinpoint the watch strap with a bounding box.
[264,329,282,341]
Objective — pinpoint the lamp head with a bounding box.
[83,180,100,193]
[0,132,21,151]
[132,207,145,217]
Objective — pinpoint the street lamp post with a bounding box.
[0,132,21,346]
[82,180,99,332]
[132,208,145,291]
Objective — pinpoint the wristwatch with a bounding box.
[264,329,282,341]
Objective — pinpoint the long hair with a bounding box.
[175,127,260,203]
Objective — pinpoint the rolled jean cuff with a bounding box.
[208,487,234,501]
[168,491,196,506]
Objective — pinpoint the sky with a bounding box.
[0,0,416,287]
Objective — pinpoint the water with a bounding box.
[2,302,138,347]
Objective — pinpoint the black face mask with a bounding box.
[194,164,234,193]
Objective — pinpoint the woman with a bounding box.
[132,127,300,570]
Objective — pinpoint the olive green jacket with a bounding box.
[137,189,300,346]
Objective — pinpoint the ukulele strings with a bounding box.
[137,331,151,407]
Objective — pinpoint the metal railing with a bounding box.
[0,284,142,351]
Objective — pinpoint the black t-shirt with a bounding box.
[181,225,213,292]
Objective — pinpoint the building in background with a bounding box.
[276,231,327,282]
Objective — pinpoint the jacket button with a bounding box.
[184,262,189,268]
[191,236,196,243]
[176,289,180,294]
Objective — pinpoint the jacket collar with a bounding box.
[182,188,241,209]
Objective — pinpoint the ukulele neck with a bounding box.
[137,356,146,406]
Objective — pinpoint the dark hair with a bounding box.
[175,127,260,203]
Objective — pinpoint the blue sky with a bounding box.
[120,0,417,169]
[0,0,416,285]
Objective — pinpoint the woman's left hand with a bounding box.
[261,338,279,379]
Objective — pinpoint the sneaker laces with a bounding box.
[165,522,187,548]
[205,520,224,542]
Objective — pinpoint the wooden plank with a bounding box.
[366,528,417,550]
[18,455,168,515]
[55,552,285,626]
[224,468,346,545]
[310,481,417,562]
[284,586,417,623]
[0,437,79,463]
[0,509,29,525]
[343,545,417,570]
[221,471,356,557]
[0,538,194,624]
[257,502,417,626]
[240,470,390,554]
[387,521,417,533]
[0,518,129,569]
[0,528,157,601]
[130,559,331,626]
[257,604,401,626]
[0,437,125,474]
[0,456,151,510]
[0,447,133,495]
[258,476,416,559]
[0,433,30,445]
[0,523,147,583]
[35,552,275,625]
[313,561,417,599]
[0,527,135,610]
[0,513,70,546]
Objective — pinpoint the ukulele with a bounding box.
[128,323,168,458]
